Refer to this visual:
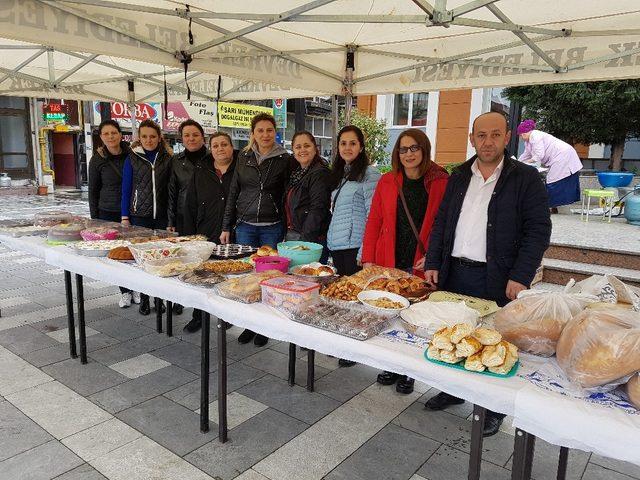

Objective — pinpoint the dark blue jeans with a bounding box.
[235,222,284,249]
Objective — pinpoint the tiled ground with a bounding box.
[1,194,639,480]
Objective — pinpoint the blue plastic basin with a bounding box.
[596,171,634,188]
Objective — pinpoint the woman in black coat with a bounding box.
[285,130,331,247]
[181,132,236,333]
[87,119,133,308]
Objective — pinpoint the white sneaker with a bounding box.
[131,291,141,304]
[119,292,132,308]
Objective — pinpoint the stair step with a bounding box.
[545,244,640,270]
[542,258,640,287]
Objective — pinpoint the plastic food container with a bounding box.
[215,270,285,303]
[260,276,320,309]
[141,255,201,277]
[291,262,338,285]
[178,241,216,261]
[254,256,291,273]
[277,241,322,266]
[80,227,120,241]
[129,241,182,264]
[47,223,85,243]
[34,211,73,227]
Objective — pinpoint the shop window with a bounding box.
[0,98,33,177]
[392,93,429,127]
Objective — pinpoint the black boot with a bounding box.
[424,392,465,411]
[139,294,150,316]
[254,334,268,347]
[395,376,414,395]
[377,371,400,386]
[238,329,256,344]
[173,303,183,315]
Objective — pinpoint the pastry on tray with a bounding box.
[200,260,254,275]
[108,245,134,261]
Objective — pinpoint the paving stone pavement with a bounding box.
[1,195,639,480]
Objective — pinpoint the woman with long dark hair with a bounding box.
[326,125,380,276]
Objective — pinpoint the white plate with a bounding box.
[357,290,409,316]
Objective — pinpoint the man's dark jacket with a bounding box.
[182,158,236,242]
[425,153,552,302]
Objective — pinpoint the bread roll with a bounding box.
[489,349,518,375]
[472,327,502,346]
[450,323,474,344]
[432,327,454,351]
[455,336,483,357]
[481,342,507,367]
[627,374,640,409]
[426,343,442,361]
[464,352,486,372]
[495,292,589,357]
[556,309,640,388]
[257,246,274,256]
[439,349,463,364]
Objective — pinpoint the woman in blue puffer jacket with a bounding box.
[327,125,381,276]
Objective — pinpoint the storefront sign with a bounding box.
[273,98,287,129]
[108,102,161,129]
[217,102,273,129]
[43,102,68,124]
[163,101,217,134]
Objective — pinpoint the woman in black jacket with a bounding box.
[88,119,134,308]
[285,131,331,247]
[181,132,236,333]
[220,112,294,347]
[121,119,173,315]
[167,120,209,235]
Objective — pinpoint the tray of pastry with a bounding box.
[320,277,362,305]
[71,240,130,256]
[179,269,225,288]
[107,245,135,262]
[210,243,258,259]
[199,259,254,275]
[278,300,389,340]
[424,323,519,377]
[0,225,50,237]
[214,270,285,303]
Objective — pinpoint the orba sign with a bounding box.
[110,102,161,129]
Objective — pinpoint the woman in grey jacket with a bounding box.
[326,125,380,276]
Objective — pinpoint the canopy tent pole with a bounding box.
[343,46,355,124]
[128,80,138,140]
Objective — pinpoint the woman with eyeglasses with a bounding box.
[361,128,449,394]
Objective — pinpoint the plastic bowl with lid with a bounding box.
[277,241,322,266]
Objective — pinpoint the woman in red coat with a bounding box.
[362,128,448,394]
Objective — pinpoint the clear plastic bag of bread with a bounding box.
[494,281,597,356]
[626,373,640,410]
[556,308,640,389]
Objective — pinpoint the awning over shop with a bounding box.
[0,1,639,102]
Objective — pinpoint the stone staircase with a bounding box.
[542,243,640,288]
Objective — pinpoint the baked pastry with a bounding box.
[450,323,474,344]
[426,343,442,361]
[108,246,133,260]
[317,265,335,275]
[257,245,277,256]
[481,341,508,367]
[488,347,518,375]
[439,349,463,364]
[556,309,640,388]
[472,327,502,346]
[627,374,640,409]
[464,352,486,372]
[320,278,362,302]
[432,327,454,351]
[455,336,483,357]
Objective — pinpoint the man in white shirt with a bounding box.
[423,112,552,436]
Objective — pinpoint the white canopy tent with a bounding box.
[1,0,639,103]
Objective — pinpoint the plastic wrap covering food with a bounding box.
[179,269,225,288]
[177,241,216,262]
[0,225,50,237]
[128,241,182,264]
[574,274,640,311]
[280,300,389,340]
[400,301,479,338]
[34,210,73,227]
[80,227,121,241]
[347,266,410,288]
[47,223,85,243]
[118,227,159,240]
[362,275,432,301]
[627,373,640,409]
[260,276,319,310]
[165,235,209,243]
[140,255,202,277]
[556,309,640,389]
[291,263,338,285]
[214,270,285,303]
[495,290,596,357]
